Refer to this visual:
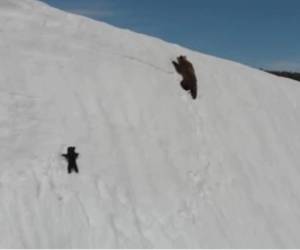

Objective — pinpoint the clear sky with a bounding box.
[40,0,300,71]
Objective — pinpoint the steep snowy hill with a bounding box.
[1,0,300,248]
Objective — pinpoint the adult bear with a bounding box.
[172,55,197,99]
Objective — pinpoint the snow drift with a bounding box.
[0,0,300,248]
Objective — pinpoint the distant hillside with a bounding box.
[265,70,300,82]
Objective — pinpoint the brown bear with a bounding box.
[172,55,197,99]
[62,146,79,174]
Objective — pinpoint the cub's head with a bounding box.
[67,146,76,153]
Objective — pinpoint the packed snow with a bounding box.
[0,0,300,248]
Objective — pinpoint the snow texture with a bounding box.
[0,0,300,248]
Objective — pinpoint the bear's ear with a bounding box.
[178,55,186,62]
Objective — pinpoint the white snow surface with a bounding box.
[0,0,300,248]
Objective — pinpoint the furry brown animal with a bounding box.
[62,146,79,174]
[172,56,197,99]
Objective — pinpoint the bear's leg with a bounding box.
[172,61,181,74]
[181,80,190,91]
[190,82,197,99]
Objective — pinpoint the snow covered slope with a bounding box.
[1,0,300,248]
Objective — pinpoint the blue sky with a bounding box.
[41,0,300,71]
